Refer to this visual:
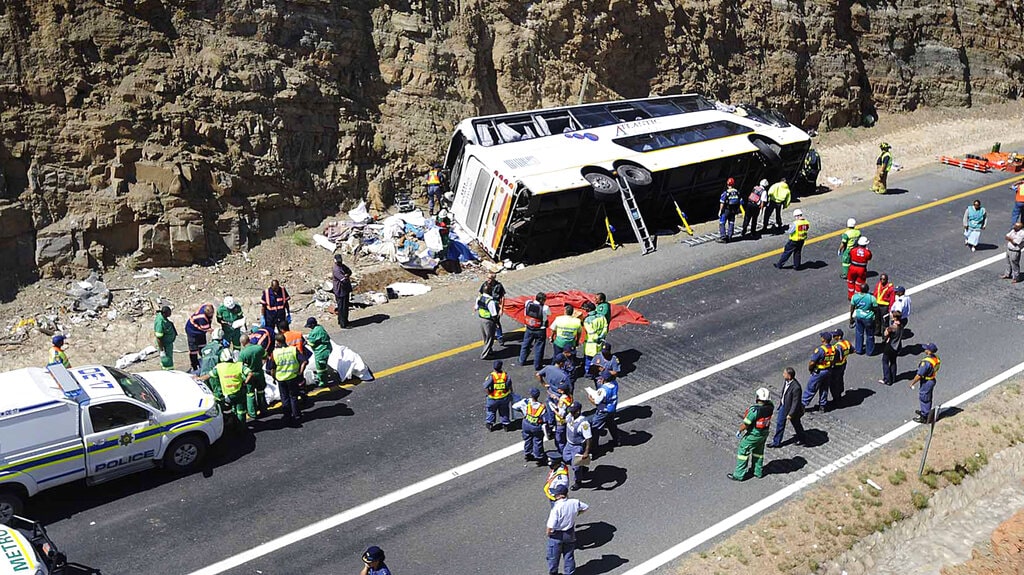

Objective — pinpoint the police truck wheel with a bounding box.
[0,488,25,525]
[584,172,618,200]
[616,164,653,187]
[164,435,208,473]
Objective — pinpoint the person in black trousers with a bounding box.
[332,253,353,328]
[880,310,904,385]
[768,367,806,448]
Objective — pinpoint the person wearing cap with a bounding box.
[872,142,893,194]
[548,383,573,453]
[589,342,620,380]
[208,348,248,424]
[48,335,70,368]
[520,292,551,369]
[846,236,872,300]
[543,452,570,506]
[238,335,268,419]
[185,304,215,372]
[270,333,307,426]
[717,177,742,243]
[802,332,835,413]
[216,296,244,349]
[513,387,550,464]
[546,484,588,575]
[556,345,581,387]
[562,401,592,490]
[742,179,767,237]
[728,387,774,481]
[774,209,810,270]
[910,343,941,423]
[872,273,896,337]
[360,545,392,575]
[849,283,877,355]
[963,199,987,252]
[537,355,572,396]
[588,372,620,454]
[259,279,290,338]
[830,329,853,405]
[331,253,353,329]
[484,360,513,431]
[837,218,862,280]
[763,177,792,233]
[880,310,904,387]
[581,301,608,375]
[768,368,805,448]
[304,317,333,387]
[153,306,177,370]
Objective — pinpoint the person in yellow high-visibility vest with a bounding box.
[774,209,810,270]
[483,360,513,431]
[550,304,582,358]
[270,333,307,426]
[872,143,893,194]
[581,302,608,375]
[426,164,444,215]
[208,350,248,423]
[48,335,70,368]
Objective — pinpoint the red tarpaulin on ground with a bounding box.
[503,290,650,338]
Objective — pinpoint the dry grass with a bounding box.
[814,100,1024,190]
[674,380,1024,575]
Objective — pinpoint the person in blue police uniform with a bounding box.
[910,343,941,423]
[543,452,570,507]
[483,360,513,431]
[588,372,620,454]
[717,177,742,243]
[589,342,620,380]
[830,329,853,407]
[562,401,592,490]
[184,304,215,372]
[259,279,290,337]
[548,383,573,453]
[360,545,392,575]
[513,387,550,465]
[546,484,588,575]
[802,332,835,413]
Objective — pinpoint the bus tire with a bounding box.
[616,164,653,187]
[0,486,26,525]
[164,434,208,473]
[751,138,782,168]
[585,172,619,200]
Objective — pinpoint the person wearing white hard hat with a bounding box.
[728,387,774,481]
[742,179,768,237]
[837,218,862,279]
[846,236,872,300]
[774,209,810,270]
[216,296,244,349]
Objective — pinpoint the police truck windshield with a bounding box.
[105,366,165,411]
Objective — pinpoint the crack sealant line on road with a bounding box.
[186,253,1004,575]
[620,360,1024,575]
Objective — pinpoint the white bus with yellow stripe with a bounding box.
[442,94,811,261]
[0,364,224,524]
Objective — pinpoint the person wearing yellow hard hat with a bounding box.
[872,142,893,194]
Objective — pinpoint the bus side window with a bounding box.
[475,122,496,146]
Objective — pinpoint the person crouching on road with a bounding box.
[802,332,835,413]
[484,360,513,431]
[239,335,267,419]
[514,387,550,465]
[588,372,620,454]
[728,387,774,481]
[270,333,306,426]
[543,452,570,507]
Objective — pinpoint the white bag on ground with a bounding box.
[263,372,282,404]
[301,340,375,386]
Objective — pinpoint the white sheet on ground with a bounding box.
[302,340,375,386]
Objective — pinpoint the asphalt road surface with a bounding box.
[36,165,1024,575]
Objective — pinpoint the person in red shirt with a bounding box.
[846,237,872,300]
[872,274,896,337]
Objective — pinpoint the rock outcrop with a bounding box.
[1,0,1022,294]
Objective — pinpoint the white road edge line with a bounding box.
[622,359,1024,575]
[188,254,1003,575]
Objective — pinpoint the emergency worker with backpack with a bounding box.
[519,293,551,370]
[718,177,743,243]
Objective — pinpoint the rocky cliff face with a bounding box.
[1,0,1021,294]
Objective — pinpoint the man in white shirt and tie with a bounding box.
[546,484,588,575]
[891,286,911,327]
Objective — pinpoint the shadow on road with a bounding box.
[884,188,909,195]
[763,455,807,476]
[616,405,652,425]
[974,242,999,252]
[576,521,617,550]
[616,349,643,377]
[576,554,628,575]
[797,260,827,270]
[587,465,627,491]
[899,343,924,357]
[617,429,652,449]
[835,387,874,410]
[349,313,389,327]
[801,428,829,448]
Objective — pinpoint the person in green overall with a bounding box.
[207,349,248,423]
[836,218,861,279]
[305,317,334,387]
[197,337,227,384]
[153,306,177,370]
[216,296,245,349]
[728,387,775,481]
[238,337,267,419]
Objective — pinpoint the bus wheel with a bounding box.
[585,173,619,200]
[751,138,782,168]
[616,164,653,187]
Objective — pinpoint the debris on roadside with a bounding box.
[67,272,112,312]
[114,345,159,369]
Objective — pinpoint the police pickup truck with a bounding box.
[0,364,224,524]
[0,516,100,574]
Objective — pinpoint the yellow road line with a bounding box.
[363,174,1024,379]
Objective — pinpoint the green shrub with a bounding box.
[291,230,311,247]
[912,491,929,509]
[888,469,907,485]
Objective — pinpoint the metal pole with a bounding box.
[577,72,589,106]
[918,405,939,476]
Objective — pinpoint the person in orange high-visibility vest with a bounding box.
[910,343,941,423]
[513,387,551,465]
[260,280,290,337]
[873,274,895,337]
[1012,181,1024,227]
[802,332,835,413]
[484,360,513,431]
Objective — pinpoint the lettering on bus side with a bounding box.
[0,528,30,572]
[614,118,659,136]
[75,366,116,389]
[95,449,156,472]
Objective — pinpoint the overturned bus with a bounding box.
[441,94,812,262]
